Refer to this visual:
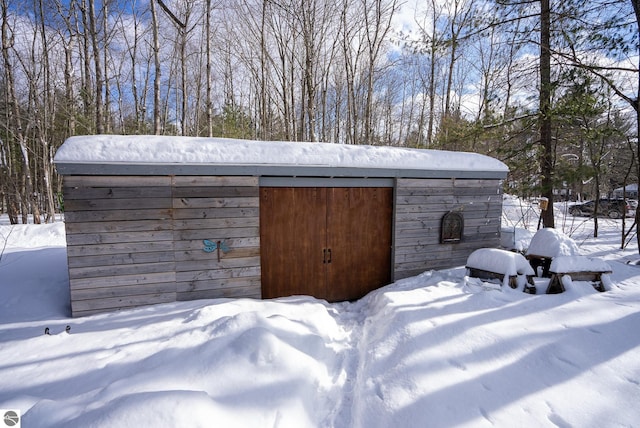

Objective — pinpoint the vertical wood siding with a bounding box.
[393,178,503,280]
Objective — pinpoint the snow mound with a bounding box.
[0,223,66,251]
[466,248,534,276]
[526,227,580,258]
[550,256,612,274]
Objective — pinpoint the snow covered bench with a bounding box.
[466,248,537,293]
[546,256,612,294]
[525,228,581,277]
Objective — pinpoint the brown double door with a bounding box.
[260,187,393,302]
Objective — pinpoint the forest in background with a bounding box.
[0,0,638,226]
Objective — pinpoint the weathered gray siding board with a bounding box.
[173,237,260,251]
[66,241,171,257]
[395,196,502,208]
[173,186,259,198]
[175,227,259,241]
[394,214,502,230]
[70,281,177,317]
[176,266,262,283]
[171,176,261,302]
[397,178,501,188]
[65,198,171,211]
[175,247,260,262]
[395,229,501,246]
[173,176,258,186]
[64,175,176,316]
[395,214,501,236]
[64,174,262,316]
[71,272,176,292]
[393,178,503,279]
[173,197,259,209]
[71,282,177,301]
[174,274,261,296]
[260,176,394,188]
[394,236,500,255]
[69,261,176,279]
[71,293,178,317]
[176,277,262,293]
[176,257,261,272]
[67,251,175,269]
[396,205,502,216]
[64,175,173,187]
[173,217,260,230]
[395,247,479,264]
[70,271,176,290]
[172,207,259,220]
[394,246,493,279]
[64,220,173,234]
[178,285,261,301]
[63,187,172,200]
[65,230,174,246]
[64,209,173,222]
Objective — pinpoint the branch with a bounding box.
[551,46,639,73]
[482,112,538,130]
[551,27,638,111]
[156,0,185,29]
[587,70,637,111]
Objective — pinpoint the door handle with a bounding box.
[323,248,332,264]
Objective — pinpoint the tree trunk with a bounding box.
[150,0,161,134]
[635,55,640,252]
[103,0,110,133]
[426,0,438,147]
[88,0,103,133]
[2,0,41,224]
[180,27,187,136]
[540,0,555,228]
[78,0,91,127]
[37,0,56,222]
[206,0,213,137]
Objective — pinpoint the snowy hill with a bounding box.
[1,199,639,427]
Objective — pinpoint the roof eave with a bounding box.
[54,161,508,180]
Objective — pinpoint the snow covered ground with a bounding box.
[1,197,639,427]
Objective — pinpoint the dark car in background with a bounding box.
[569,198,635,219]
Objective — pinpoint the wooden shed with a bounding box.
[54,135,508,316]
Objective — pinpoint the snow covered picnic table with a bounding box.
[525,228,581,277]
[465,248,537,293]
[467,227,614,295]
[522,228,612,293]
[546,256,612,293]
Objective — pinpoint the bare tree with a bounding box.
[362,0,399,144]
[539,0,555,227]
[150,0,161,134]
[1,0,41,223]
[87,0,104,133]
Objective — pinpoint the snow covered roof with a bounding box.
[53,135,508,179]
